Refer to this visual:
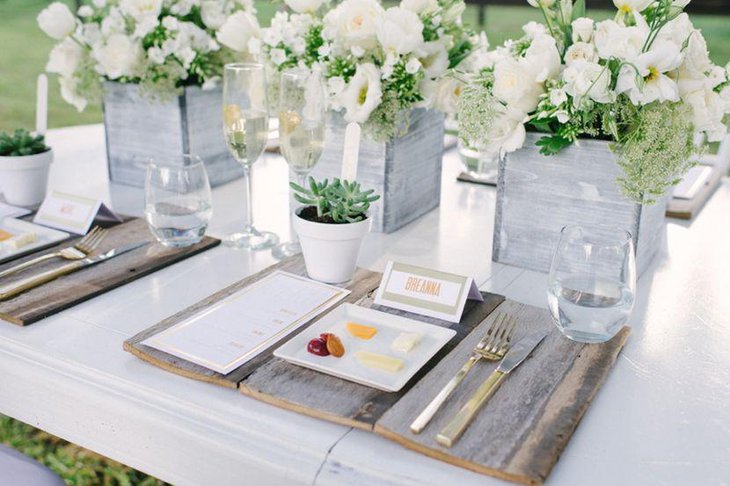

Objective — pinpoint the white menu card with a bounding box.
[143,271,350,374]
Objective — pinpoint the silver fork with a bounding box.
[0,226,107,279]
[409,312,517,433]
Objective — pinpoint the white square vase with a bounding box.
[102,81,243,187]
[493,133,667,276]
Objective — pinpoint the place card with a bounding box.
[142,271,350,375]
[33,190,122,234]
[374,261,483,323]
[0,202,31,219]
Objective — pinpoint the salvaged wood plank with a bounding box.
[240,290,505,430]
[124,257,384,389]
[0,218,219,326]
[374,299,630,485]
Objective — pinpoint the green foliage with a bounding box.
[535,134,573,155]
[0,129,49,156]
[291,176,380,223]
[0,415,165,486]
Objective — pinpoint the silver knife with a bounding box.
[436,330,548,448]
[0,241,149,301]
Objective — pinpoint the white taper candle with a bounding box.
[36,74,48,135]
[341,122,360,181]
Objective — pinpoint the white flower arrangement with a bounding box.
[458,0,730,203]
[39,0,260,111]
[255,0,477,141]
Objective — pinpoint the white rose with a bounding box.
[442,1,466,22]
[417,40,449,78]
[46,38,83,77]
[657,12,693,49]
[201,1,226,29]
[284,0,326,13]
[94,34,142,79]
[522,21,547,39]
[134,16,159,38]
[59,76,87,112]
[682,30,712,75]
[82,23,102,45]
[420,77,462,114]
[523,33,561,82]
[376,7,424,55]
[564,42,597,65]
[563,60,613,106]
[594,20,644,60]
[339,63,382,123]
[37,2,77,40]
[323,0,384,50]
[549,88,568,106]
[685,88,726,141]
[493,58,543,113]
[571,17,594,43]
[78,5,93,17]
[217,11,260,53]
[719,85,730,114]
[147,46,166,64]
[119,0,163,21]
[401,0,438,14]
[484,107,527,159]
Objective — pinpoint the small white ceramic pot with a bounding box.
[293,208,371,284]
[0,149,53,207]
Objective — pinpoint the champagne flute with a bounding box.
[222,62,279,250]
[272,67,326,259]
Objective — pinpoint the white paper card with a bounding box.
[0,203,31,220]
[374,261,483,323]
[33,191,122,234]
[142,271,350,375]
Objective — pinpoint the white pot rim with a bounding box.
[0,149,53,171]
[294,207,371,241]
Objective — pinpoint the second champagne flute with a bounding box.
[272,67,326,259]
[222,62,278,250]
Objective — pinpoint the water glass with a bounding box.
[144,154,212,248]
[547,225,636,343]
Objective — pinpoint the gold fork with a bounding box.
[409,313,517,433]
[0,226,108,279]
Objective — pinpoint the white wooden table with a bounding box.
[1,124,729,485]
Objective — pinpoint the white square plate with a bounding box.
[0,218,70,264]
[274,303,456,392]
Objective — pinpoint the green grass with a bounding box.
[1,1,728,132]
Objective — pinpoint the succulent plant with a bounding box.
[0,129,50,157]
[291,177,380,224]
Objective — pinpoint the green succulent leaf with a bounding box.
[291,176,381,224]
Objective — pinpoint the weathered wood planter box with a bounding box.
[102,82,243,188]
[309,109,445,233]
[493,133,667,276]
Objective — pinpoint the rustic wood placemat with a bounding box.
[374,299,630,485]
[0,218,219,326]
[666,164,724,220]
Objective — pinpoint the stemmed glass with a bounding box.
[272,67,326,259]
[222,62,278,250]
[547,225,636,343]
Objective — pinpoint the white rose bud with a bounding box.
[46,38,84,77]
[38,2,77,40]
[405,57,421,74]
[217,11,260,52]
[78,6,94,17]
[94,34,142,79]
[571,17,594,43]
[284,0,326,13]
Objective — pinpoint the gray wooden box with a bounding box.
[493,133,667,276]
[308,109,445,233]
[102,82,243,187]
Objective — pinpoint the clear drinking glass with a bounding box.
[222,62,279,250]
[272,67,326,259]
[144,154,213,248]
[547,225,636,343]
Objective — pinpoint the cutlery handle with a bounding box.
[0,252,60,279]
[0,260,84,300]
[410,355,480,434]
[436,370,506,448]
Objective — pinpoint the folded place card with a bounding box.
[0,203,32,220]
[373,261,483,323]
[33,190,122,234]
[142,271,350,374]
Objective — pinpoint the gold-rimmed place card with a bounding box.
[142,271,350,375]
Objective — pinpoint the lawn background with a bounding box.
[1,0,729,484]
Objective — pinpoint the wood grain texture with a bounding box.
[666,164,724,219]
[493,133,667,276]
[309,109,445,233]
[374,299,630,485]
[102,82,244,188]
[0,218,219,326]
[124,257,385,389]
[240,291,505,430]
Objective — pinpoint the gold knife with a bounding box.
[436,330,548,448]
[0,241,149,301]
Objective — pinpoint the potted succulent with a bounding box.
[458,0,730,275]
[38,0,260,188]
[0,129,53,207]
[291,177,380,283]
[259,0,479,233]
